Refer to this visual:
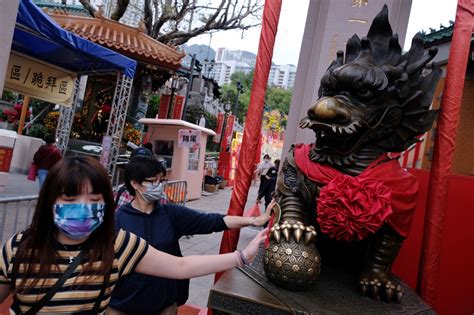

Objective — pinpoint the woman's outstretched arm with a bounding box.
[135,228,268,279]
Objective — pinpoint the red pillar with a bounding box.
[417,0,474,305]
[215,0,282,282]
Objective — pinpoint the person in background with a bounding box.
[33,133,62,187]
[114,147,159,208]
[109,155,273,314]
[143,142,153,153]
[257,159,280,210]
[0,156,267,314]
[255,154,273,196]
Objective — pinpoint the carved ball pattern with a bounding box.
[263,239,321,290]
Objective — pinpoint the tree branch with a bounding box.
[78,0,96,16]
[144,0,153,33]
[88,0,263,46]
[110,0,130,21]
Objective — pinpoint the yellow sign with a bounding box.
[4,53,76,106]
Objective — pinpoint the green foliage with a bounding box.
[1,90,17,103]
[30,99,54,117]
[230,70,254,88]
[146,94,160,118]
[265,87,292,115]
[219,71,254,123]
[27,123,48,139]
[183,105,220,152]
[219,70,292,125]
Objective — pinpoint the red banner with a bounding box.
[214,112,225,143]
[216,0,282,283]
[172,95,185,119]
[157,94,171,119]
[0,147,14,172]
[273,131,279,140]
[224,114,235,146]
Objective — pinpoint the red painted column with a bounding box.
[417,0,474,305]
[215,0,282,282]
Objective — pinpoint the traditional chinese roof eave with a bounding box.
[48,12,185,72]
[421,25,454,48]
[34,2,91,17]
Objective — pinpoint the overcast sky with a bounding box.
[187,0,458,66]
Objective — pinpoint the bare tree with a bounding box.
[79,0,262,46]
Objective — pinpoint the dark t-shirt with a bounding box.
[111,202,228,313]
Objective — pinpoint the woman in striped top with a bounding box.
[0,156,266,314]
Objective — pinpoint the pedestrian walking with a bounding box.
[32,134,62,187]
[0,156,267,314]
[257,159,280,210]
[109,155,272,314]
[255,154,273,195]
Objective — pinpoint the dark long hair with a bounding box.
[13,156,116,292]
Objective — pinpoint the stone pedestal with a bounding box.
[208,248,435,314]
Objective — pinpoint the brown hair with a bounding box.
[13,156,116,292]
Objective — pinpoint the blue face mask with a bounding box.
[139,182,166,203]
[53,203,105,240]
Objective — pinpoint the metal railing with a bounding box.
[0,195,38,245]
[164,180,187,206]
[0,180,188,244]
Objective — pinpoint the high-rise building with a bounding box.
[212,48,296,89]
[209,60,253,86]
[268,64,296,89]
[215,48,256,68]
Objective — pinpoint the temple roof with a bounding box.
[47,10,185,71]
[421,24,454,47]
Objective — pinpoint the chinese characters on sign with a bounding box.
[213,112,225,143]
[178,129,201,149]
[172,96,185,119]
[352,0,368,7]
[157,94,171,118]
[4,53,75,106]
[349,0,368,24]
[224,114,235,147]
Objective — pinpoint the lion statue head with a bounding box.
[300,5,441,166]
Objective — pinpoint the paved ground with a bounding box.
[0,172,262,309]
[0,172,39,198]
[180,184,262,308]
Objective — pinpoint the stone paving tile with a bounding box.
[0,173,39,198]
[179,184,262,308]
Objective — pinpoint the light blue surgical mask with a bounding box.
[139,182,166,203]
[53,203,105,240]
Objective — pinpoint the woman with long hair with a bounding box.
[0,156,266,314]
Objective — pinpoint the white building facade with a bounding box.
[212,48,297,89]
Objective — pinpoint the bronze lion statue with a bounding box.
[264,5,440,303]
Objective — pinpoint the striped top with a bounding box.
[0,229,148,314]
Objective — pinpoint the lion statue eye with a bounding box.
[357,88,374,100]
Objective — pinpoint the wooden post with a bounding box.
[17,95,30,135]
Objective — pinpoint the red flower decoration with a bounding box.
[317,175,392,241]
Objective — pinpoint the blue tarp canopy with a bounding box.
[12,0,136,78]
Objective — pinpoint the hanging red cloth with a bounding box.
[215,0,282,283]
[418,0,474,305]
[294,144,419,240]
